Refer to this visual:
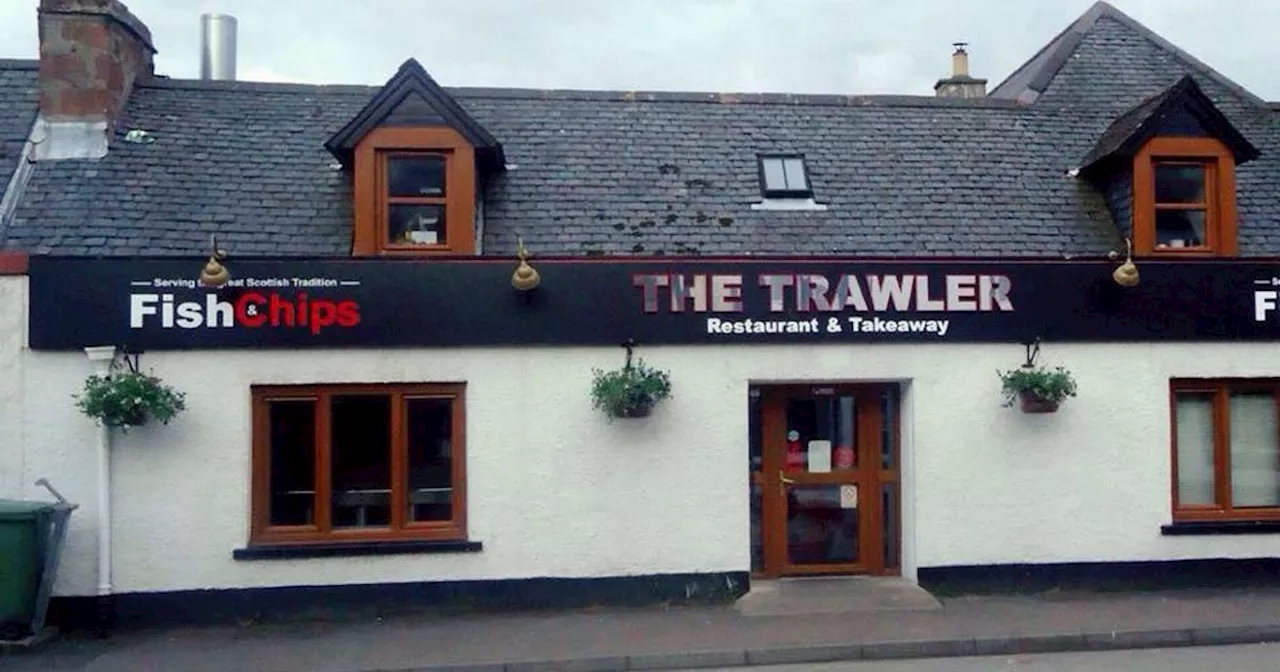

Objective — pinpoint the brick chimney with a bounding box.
[35,0,156,157]
[934,42,987,99]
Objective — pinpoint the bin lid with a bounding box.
[0,499,57,521]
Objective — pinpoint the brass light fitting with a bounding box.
[1109,237,1139,287]
[199,234,230,288]
[511,237,540,292]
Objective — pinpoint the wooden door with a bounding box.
[750,383,901,577]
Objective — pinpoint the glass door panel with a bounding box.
[785,483,860,565]
[784,395,858,474]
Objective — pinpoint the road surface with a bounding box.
[680,643,1279,671]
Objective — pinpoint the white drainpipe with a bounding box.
[84,346,116,599]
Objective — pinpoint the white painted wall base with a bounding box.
[3,280,1279,596]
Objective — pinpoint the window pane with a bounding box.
[1229,390,1280,508]
[782,158,808,190]
[881,387,897,469]
[1155,209,1205,248]
[882,482,898,569]
[761,158,787,192]
[330,394,392,528]
[389,204,446,245]
[405,396,455,523]
[387,155,446,198]
[1155,164,1206,204]
[1175,391,1216,506]
[786,396,857,473]
[268,399,316,527]
[787,484,858,565]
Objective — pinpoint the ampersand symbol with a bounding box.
[827,317,842,333]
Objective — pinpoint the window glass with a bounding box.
[1229,390,1280,508]
[388,155,446,198]
[330,394,392,528]
[405,396,455,522]
[1155,210,1205,248]
[389,204,446,245]
[268,399,316,527]
[782,158,808,190]
[1154,164,1205,204]
[1175,391,1215,506]
[762,158,788,192]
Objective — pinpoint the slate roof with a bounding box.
[0,60,37,189]
[2,2,1279,258]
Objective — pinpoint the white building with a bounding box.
[1,0,1278,630]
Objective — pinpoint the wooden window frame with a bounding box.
[249,382,468,546]
[353,127,476,256]
[1132,136,1237,257]
[1170,378,1280,522]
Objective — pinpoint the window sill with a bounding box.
[750,198,829,212]
[1161,520,1280,536]
[232,539,483,560]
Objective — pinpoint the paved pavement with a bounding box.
[3,588,1280,671]
[679,643,1280,671]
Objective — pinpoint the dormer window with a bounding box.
[1133,137,1238,257]
[352,127,476,256]
[1075,77,1258,260]
[324,59,506,258]
[758,155,812,199]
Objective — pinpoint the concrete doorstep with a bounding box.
[402,625,1280,672]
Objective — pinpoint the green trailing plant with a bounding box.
[998,365,1078,411]
[74,357,187,431]
[590,343,672,419]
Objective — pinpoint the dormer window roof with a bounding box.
[325,59,506,257]
[324,59,505,174]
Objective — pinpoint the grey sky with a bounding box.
[2,0,1278,99]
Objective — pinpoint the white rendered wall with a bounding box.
[13,331,1280,596]
[0,276,25,499]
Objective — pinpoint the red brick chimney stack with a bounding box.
[36,0,156,125]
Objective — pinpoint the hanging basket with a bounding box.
[998,363,1077,414]
[590,341,672,420]
[1018,390,1060,414]
[74,363,186,432]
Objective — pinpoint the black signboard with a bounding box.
[23,255,1280,350]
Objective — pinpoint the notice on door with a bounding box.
[840,485,858,509]
[807,440,832,472]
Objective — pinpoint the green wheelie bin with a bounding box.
[0,493,75,642]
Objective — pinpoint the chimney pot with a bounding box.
[200,14,237,81]
[951,42,970,77]
[935,41,987,99]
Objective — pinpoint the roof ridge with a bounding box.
[989,1,1267,107]
[988,2,1109,102]
[0,58,38,71]
[140,77,1028,109]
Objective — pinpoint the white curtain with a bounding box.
[1229,392,1280,507]
[1175,393,1216,505]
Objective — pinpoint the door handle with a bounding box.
[778,471,796,485]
